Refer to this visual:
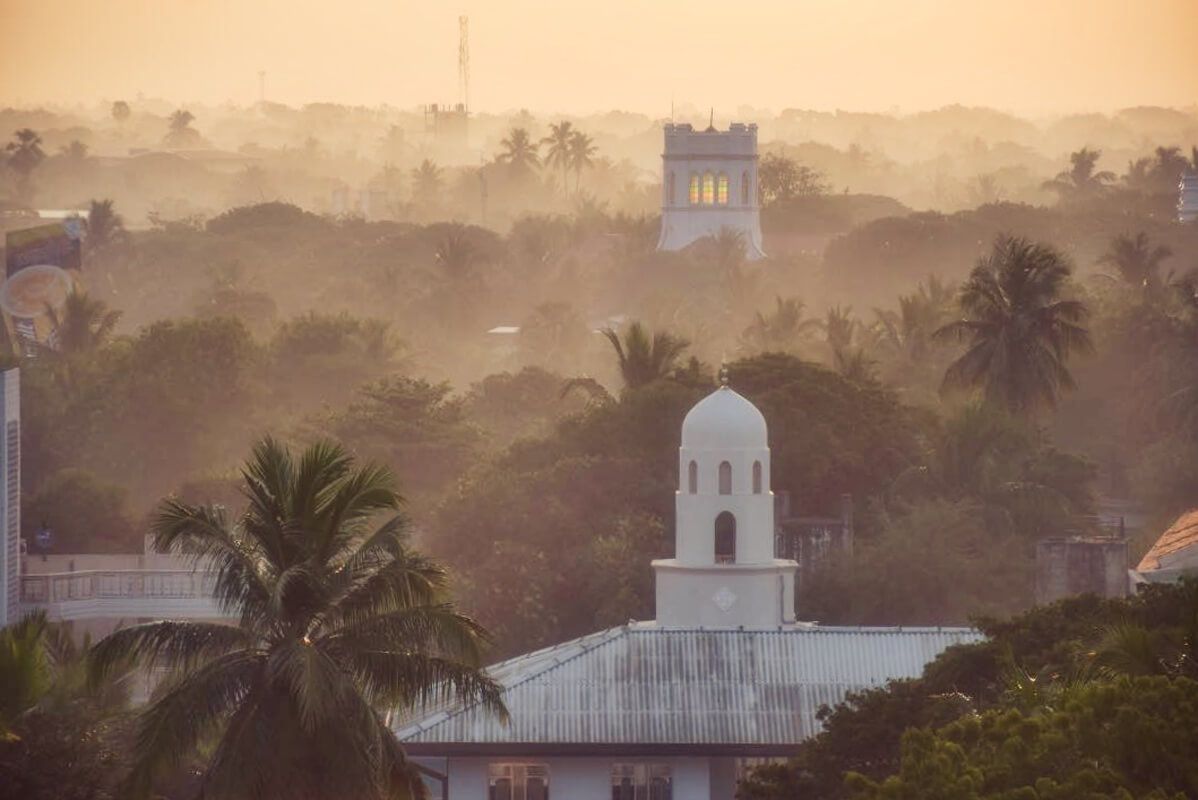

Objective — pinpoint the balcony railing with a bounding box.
[21,569,220,605]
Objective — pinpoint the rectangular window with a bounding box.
[490,764,549,800]
[612,764,672,800]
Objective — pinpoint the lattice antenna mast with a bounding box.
[458,15,470,111]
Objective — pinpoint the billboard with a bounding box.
[2,222,82,356]
[5,221,82,277]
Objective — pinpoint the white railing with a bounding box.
[20,570,228,620]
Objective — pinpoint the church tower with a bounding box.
[656,121,766,259]
[653,382,797,628]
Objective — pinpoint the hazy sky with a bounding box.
[1,0,1196,115]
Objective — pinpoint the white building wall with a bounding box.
[0,368,18,627]
[438,756,717,800]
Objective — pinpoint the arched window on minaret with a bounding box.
[702,172,715,205]
[715,512,736,564]
[752,461,763,494]
[688,460,698,494]
[689,173,700,205]
[666,171,675,205]
[718,461,732,495]
[717,173,729,204]
[741,170,751,205]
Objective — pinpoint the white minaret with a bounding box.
[652,380,797,627]
[656,120,766,259]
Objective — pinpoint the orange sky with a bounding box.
[1,0,1196,114]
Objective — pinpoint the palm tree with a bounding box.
[1042,147,1115,201]
[0,611,131,739]
[164,110,200,149]
[5,128,46,202]
[433,224,477,283]
[821,305,857,355]
[411,159,443,210]
[89,437,504,800]
[46,288,121,355]
[0,613,51,737]
[1099,232,1173,300]
[935,235,1092,414]
[567,130,597,194]
[541,121,574,198]
[496,127,540,179]
[85,198,126,253]
[741,296,820,354]
[601,321,688,390]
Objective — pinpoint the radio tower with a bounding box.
[458,15,469,112]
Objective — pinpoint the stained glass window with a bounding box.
[688,173,700,204]
[702,172,715,204]
[717,173,729,204]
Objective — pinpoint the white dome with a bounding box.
[680,387,768,450]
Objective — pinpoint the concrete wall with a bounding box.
[1035,537,1128,604]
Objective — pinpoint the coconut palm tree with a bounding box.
[935,235,1092,414]
[1099,232,1173,300]
[496,127,540,179]
[1042,147,1115,201]
[88,437,504,800]
[541,121,574,198]
[741,296,820,354]
[601,321,688,391]
[433,224,477,283]
[567,130,597,194]
[411,159,443,211]
[164,110,201,149]
[5,128,46,202]
[46,288,121,355]
[85,198,127,253]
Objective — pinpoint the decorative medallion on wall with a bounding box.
[712,587,738,612]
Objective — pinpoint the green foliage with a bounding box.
[746,583,1198,800]
[847,677,1198,799]
[0,613,134,798]
[730,353,920,514]
[23,468,137,553]
[88,437,504,800]
[268,311,401,409]
[806,500,1029,626]
[205,201,328,235]
[313,376,481,499]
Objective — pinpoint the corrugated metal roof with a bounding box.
[395,622,983,746]
[1137,508,1198,571]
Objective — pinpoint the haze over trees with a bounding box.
[1,95,1198,795]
